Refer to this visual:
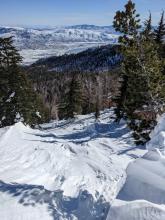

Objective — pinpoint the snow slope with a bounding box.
[108,114,165,220]
[0,109,145,220]
[0,25,119,64]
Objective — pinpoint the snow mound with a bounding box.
[117,151,165,204]
[147,114,165,151]
[108,113,165,219]
[107,200,165,220]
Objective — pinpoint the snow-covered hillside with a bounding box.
[0,25,119,64]
[0,109,146,220]
[2,109,165,220]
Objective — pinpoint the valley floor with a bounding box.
[0,109,165,219]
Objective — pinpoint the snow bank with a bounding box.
[108,113,165,219]
[147,114,165,151]
[116,151,165,204]
[107,200,165,220]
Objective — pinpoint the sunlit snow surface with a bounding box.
[0,109,146,220]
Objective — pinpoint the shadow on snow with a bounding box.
[0,180,109,220]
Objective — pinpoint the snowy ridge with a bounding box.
[0,25,119,64]
[0,109,145,220]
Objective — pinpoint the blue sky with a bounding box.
[0,0,164,27]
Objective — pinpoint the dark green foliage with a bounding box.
[60,73,83,119]
[33,45,122,73]
[0,37,48,127]
[113,1,165,143]
[123,39,165,143]
[142,12,153,40]
[113,0,141,43]
[113,75,128,122]
[154,11,165,44]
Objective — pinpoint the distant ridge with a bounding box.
[0,25,120,64]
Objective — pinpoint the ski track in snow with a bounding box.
[0,109,147,219]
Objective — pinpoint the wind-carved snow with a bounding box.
[0,26,120,65]
[0,109,145,220]
[107,114,165,220]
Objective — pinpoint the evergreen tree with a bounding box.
[113,1,165,143]
[142,12,153,40]
[119,37,165,143]
[113,0,141,122]
[0,37,48,127]
[113,75,128,122]
[60,73,83,119]
[113,0,141,43]
[154,11,165,44]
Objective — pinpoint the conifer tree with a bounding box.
[113,0,141,122]
[122,39,165,136]
[113,0,141,43]
[60,73,83,119]
[0,37,48,127]
[113,1,165,143]
[142,12,153,40]
[113,75,128,122]
[154,11,165,44]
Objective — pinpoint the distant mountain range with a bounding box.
[0,25,120,65]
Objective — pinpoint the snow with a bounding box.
[108,113,165,220]
[36,111,41,118]
[107,200,165,220]
[147,114,165,151]
[0,25,120,65]
[6,92,15,102]
[0,109,145,220]
[3,109,165,219]
[19,43,108,65]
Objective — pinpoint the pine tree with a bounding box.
[113,0,141,43]
[142,12,153,40]
[0,37,48,127]
[113,75,128,122]
[154,11,165,44]
[122,38,165,143]
[113,0,141,122]
[113,1,165,143]
[60,73,83,119]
